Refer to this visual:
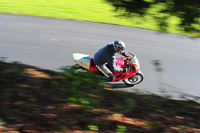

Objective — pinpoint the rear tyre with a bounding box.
[123,73,143,86]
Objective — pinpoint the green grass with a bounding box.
[0,0,198,37]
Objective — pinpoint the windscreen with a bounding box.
[129,56,138,64]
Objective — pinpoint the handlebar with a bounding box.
[124,57,133,70]
[123,52,135,71]
[123,52,136,71]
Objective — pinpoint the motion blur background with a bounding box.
[0,0,200,97]
[0,0,199,37]
[0,0,200,132]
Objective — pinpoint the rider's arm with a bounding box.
[108,55,123,72]
[119,51,128,57]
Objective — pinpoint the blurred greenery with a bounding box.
[116,125,127,133]
[0,60,200,132]
[88,125,99,131]
[0,0,199,37]
[106,0,200,37]
[0,118,6,129]
[59,125,68,130]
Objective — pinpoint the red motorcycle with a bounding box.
[72,52,143,86]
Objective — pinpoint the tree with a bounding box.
[106,0,200,37]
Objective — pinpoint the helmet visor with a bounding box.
[117,45,124,52]
[120,48,125,53]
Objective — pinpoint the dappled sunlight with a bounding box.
[64,131,98,133]
[16,84,32,88]
[92,108,114,114]
[86,93,101,98]
[62,103,84,109]
[104,86,119,91]
[0,121,6,128]
[40,113,58,117]
[170,126,200,132]
[43,105,56,110]
[24,68,51,79]
[97,113,151,129]
[13,101,26,105]
[1,60,200,132]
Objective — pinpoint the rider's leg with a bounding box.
[96,64,114,81]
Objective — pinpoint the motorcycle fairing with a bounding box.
[73,53,137,82]
[72,53,91,70]
[72,52,143,86]
[113,70,136,82]
[112,57,136,81]
[72,53,99,72]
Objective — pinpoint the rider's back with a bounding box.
[94,43,115,66]
[94,43,123,72]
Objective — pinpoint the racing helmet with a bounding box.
[113,40,125,52]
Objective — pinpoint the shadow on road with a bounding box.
[106,82,132,89]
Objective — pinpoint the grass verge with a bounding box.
[0,0,199,37]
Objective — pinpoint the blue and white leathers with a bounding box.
[94,43,123,72]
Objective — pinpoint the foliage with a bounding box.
[116,125,127,133]
[88,125,99,131]
[0,61,200,132]
[62,66,105,88]
[59,125,68,130]
[106,0,200,37]
[0,58,8,71]
[0,0,199,37]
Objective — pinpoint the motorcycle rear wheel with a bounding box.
[123,73,143,86]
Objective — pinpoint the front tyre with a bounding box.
[123,73,143,86]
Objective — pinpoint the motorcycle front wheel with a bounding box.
[123,73,143,86]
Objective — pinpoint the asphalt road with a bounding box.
[0,14,200,99]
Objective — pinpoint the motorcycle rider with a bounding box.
[94,40,128,81]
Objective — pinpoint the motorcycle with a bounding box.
[72,52,143,86]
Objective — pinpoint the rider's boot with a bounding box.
[105,73,114,82]
[96,65,114,82]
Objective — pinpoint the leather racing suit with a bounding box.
[93,42,127,81]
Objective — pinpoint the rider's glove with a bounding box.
[119,51,128,57]
[125,53,129,58]
[122,52,129,57]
